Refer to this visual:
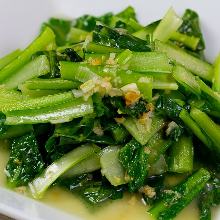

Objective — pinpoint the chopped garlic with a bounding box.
[146,103,155,112]
[72,89,84,98]
[77,77,112,100]
[108,88,123,97]
[152,94,160,101]
[93,120,104,136]
[166,121,179,136]
[121,83,141,106]
[15,186,28,195]
[138,112,153,132]
[115,28,128,35]
[139,185,156,198]
[144,147,151,154]
[121,83,139,93]
[87,57,102,66]
[124,172,131,182]
[106,53,116,65]
[82,35,92,50]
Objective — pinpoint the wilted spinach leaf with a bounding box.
[119,139,148,192]
[93,24,151,52]
[59,174,124,205]
[156,95,183,120]
[45,116,94,160]
[6,133,44,187]
[103,96,148,118]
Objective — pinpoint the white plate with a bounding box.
[0,0,220,219]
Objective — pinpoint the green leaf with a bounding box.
[179,9,205,51]
[43,18,71,46]
[93,24,151,52]
[6,133,45,187]
[119,139,148,192]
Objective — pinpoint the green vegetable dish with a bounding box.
[0,6,219,220]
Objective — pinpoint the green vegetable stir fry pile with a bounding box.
[0,6,219,220]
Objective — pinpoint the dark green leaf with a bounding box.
[43,18,71,46]
[116,6,137,21]
[199,177,220,220]
[92,93,112,118]
[0,112,7,134]
[115,20,136,33]
[74,13,113,32]
[59,174,124,204]
[45,116,95,161]
[143,175,165,206]
[93,24,151,52]
[179,9,205,51]
[119,139,148,192]
[60,48,83,63]
[156,95,183,119]
[6,133,44,187]
[103,96,148,118]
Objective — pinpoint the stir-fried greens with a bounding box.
[0,6,219,220]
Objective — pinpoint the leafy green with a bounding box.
[45,115,116,161]
[106,123,129,144]
[0,27,55,83]
[74,13,113,32]
[112,6,139,33]
[119,139,148,192]
[45,50,60,78]
[93,95,148,119]
[142,175,165,206]
[34,48,83,78]
[116,6,137,21]
[60,48,83,62]
[122,114,165,145]
[45,116,94,160]
[156,95,184,120]
[0,6,219,219]
[59,173,93,191]
[199,177,220,220]
[59,174,124,205]
[73,7,138,34]
[93,24,151,52]
[92,93,112,118]
[103,96,148,118]
[114,20,136,33]
[0,125,33,140]
[3,55,50,89]
[156,96,186,141]
[149,168,211,220]
[29,144,100,199]
[133,20,160,40]
[5,133,44,187]
[170,125,184,141]
[83,181,124,204]
[43,18,71,46]
[0,112,7,134]
[179,9,205,51]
